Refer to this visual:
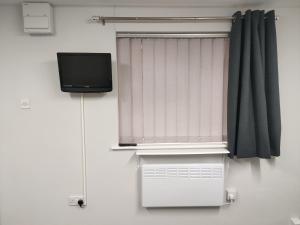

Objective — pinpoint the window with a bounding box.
[117,34,229,145]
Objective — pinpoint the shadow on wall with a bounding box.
[229,157,277,182]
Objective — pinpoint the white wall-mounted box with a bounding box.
[22,2,54,34]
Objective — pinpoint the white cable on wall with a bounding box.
[80,94,87,206]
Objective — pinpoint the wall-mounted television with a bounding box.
[57,53,112,93]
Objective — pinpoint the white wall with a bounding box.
[0,4,300,225]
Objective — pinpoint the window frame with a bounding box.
[114,32,229,151]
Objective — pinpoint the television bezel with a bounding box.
[57,52,112,93]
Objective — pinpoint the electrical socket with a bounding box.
[20,98,31,109]
[68,195,84,206]
[226,188,237,202]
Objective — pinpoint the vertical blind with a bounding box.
[117,37,229,144]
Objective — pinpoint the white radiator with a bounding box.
[141,163,224,207]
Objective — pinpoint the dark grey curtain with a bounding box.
[227,10,281,158]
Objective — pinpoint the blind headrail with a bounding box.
[116,32,229,38]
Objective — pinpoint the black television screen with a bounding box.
[57,53,112,93]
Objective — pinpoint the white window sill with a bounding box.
[111,142,229,156]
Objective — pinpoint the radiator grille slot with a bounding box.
[143,165,223,179]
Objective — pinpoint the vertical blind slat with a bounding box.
[117,37,228,144]
[142,39,155,141]
[154,39,166,141]
[211,38,225,141]
[131,39,143,142]
[188,39,201,141]
[165,39,178,140]
[117,38,132,143]
[222,39,229,141]
[177,39,189,141]
[199,39,213,139]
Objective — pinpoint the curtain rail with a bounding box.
[89,16,279,25]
